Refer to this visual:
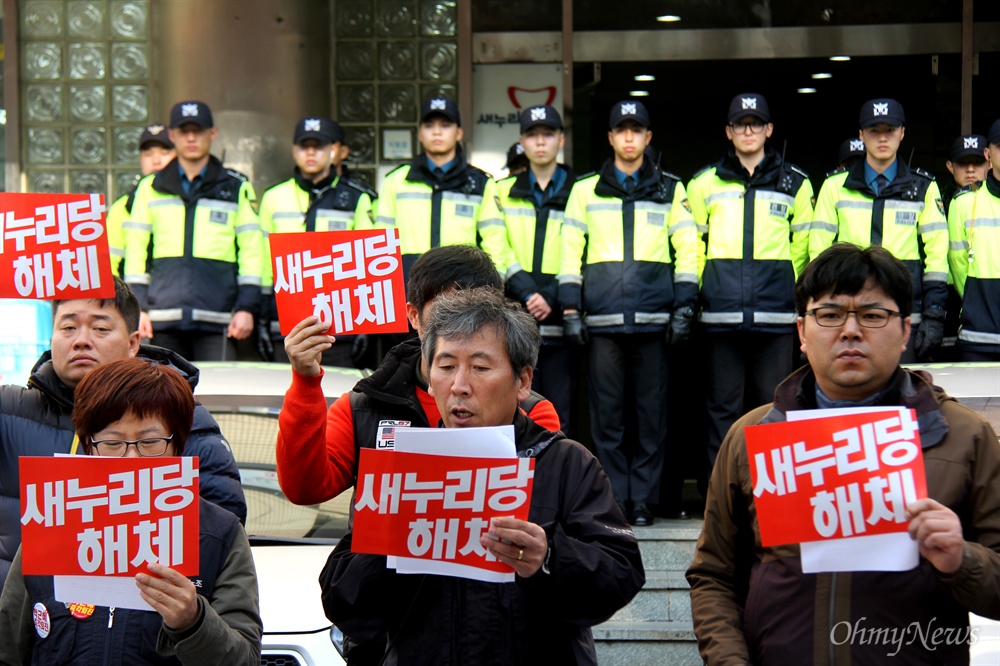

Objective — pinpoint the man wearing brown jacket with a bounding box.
[687,243,1000,665]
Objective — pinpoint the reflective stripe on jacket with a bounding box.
[810,160,948,321]
[123,156,264,332]
[948,173,1000,351]
[687,148,813,333]
[372,147,512,280]
[558,159,700,334]
[105,192,130,278]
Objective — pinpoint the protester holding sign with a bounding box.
[275,244,559,509]
[0,278,246,586]
[320,287,644,664]
[687,244,1000,665]
[0,358,262,665]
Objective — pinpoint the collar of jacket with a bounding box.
[353,337,427,411]
[508,165,575,210]
[152,155,227,198]
[715,146,781,186]
[594,158,667,202]
[27,344,201,411]
[511,408,564,458]
[293,167,337,198]
[405,144,475,190]
[843,158,919,199]
[763,365,951,449]
[986,170,1000,198]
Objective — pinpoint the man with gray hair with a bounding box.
[320,287,644,665]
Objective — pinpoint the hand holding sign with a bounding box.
[284,316,335,377]
[135,561,200,631]
[483,516,548,578]
[906,498,965,574]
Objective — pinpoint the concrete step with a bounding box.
[630,520,703,572]
[609,570,690,623]
[594,621,701,666]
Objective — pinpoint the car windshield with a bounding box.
[195,363,360,543]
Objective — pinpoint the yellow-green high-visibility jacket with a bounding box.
[496,165,574,338]
[687,148,813,333]
[372,147,512,281]
[558,159,700,334]
[123,156,264,333]
[258,169,375,333]
[948,173,1000,352]
[105,191,130,278]
[810,160,949,322]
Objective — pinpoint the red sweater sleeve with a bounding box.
[276,370,357,505]
[527,398,562,432]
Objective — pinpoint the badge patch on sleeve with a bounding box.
[935,198,945,215]
[895,211,917,226]
[769,202,788,218]
[376,420,411,449]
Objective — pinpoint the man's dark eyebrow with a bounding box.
[55,312,114,323]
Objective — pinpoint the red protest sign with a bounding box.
[0,193,114,300]
[269,228,408,336]
[19,456,200,576]
[745,409,927,547]
[352,449,535,574]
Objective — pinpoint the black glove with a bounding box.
[563,312,588,346]
[256,320,275,362]
[350,334,370,370]
[913,308,946,359]
[667,305,695,345]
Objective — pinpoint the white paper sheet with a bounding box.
[393,425,515,457]
[384,426,518,583]
[54,574,153,612]
[787,407,920,573]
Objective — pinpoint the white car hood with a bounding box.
[252,543,335,633]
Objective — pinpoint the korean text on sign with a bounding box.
[19,456,200,576]
[352,449,535,574]
[269,228,409,336]
[0,193,114,300]
[745,409,927,547]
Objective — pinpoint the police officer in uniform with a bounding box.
[373,97,512,282]
[947,119,1000,362]
[258,116,376,366]
[836,137,866,170]
[497,105,576,433]
[106,125,175,278]
[686,93,813,467]
[943,133,990,211]
[559,100,700,525]
[810,98,949,362]
[124,101,264,362]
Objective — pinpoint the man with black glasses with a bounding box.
[688,243,1000,665]
[687,93,813,468]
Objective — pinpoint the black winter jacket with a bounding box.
[320,410,645,665]
[0,346,247,585]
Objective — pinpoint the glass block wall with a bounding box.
[334,0,458,188]
[19,0,150,199]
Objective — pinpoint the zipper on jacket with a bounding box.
[103,606,115,666]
